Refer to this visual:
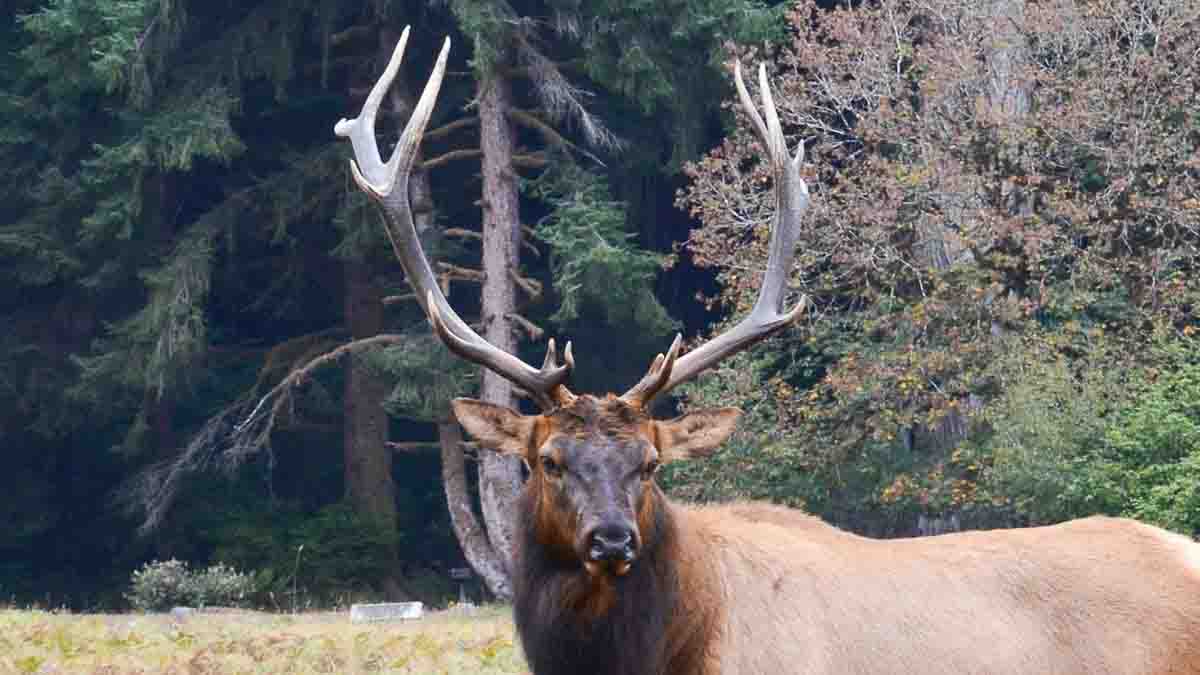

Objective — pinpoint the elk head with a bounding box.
[336,28,809,578]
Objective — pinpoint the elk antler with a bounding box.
[335,28,576,410]
[622,62,809,409]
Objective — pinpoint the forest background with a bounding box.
[2,0,1197,610]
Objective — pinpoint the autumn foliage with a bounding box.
[676,0,1200,533]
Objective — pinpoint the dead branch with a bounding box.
[508,313,546,341]
[438,262,485,283]
[387,441,439,452]
[510,109,574,150]
[444,227,482,241]
[330,24,372,47]
[388,440,480,453]
[522,225,542,258]
[448,226,540,258]
[425,117,479,141]
[421,148,482,171]
[121,333,423,534]
[513,152,550,169]
[116,401,253,534]
[254,327,345,394]
[509,269,544,298]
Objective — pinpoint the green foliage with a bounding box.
[205,503,399,605]
[186,562,257,608]
[71,225,216,426]
[662,349,807,503]
[126,559,255,611]
[529,162,676,337]
[1112,361,1200,533]
[971,341,1200,536]
[18,0,151,96]
[379,337,477,423]
[442,0,515,74]
[5,0,241,444]
[546,0,785,163]
[964,341,1128,523]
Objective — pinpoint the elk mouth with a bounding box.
[581,523,638,577]
[584,557,634,578]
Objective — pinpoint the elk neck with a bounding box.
[513,481,681,675]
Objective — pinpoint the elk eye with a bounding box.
[541,456,563,477]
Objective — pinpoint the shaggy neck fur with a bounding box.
[513,484,680,675]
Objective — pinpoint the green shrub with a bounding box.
[974,340,1200,535]
[126,559,191,611]
[1110,362,1200,534]
[126,559,255,611]
[186,562,255,608]
[972,348,1128,524]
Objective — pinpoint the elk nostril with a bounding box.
[588,525,635,562]
[595,531,631,547]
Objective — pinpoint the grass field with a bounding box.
[0,606,528,674]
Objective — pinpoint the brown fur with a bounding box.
[665,504,1200,674]
[454,395,1200,675]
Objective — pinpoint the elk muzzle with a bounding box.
[582,520,639,577]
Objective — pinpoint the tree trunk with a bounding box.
[343,263,396,527]
[981,0,1030,121]
[343,261,409,599]
[342,31,401,590]
[474,68,525,581]
[381,24,512,598]
[438,419,513,598]
[907,0,1030,536]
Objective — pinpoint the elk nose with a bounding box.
[588,525,635,562]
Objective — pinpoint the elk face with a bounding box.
[453,395,740,577]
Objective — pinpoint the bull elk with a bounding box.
[337,28,1200,675]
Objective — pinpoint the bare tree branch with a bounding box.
[508,313,546,341]
[438,262,486,283]
[421,148,482,171]
[425,117,479,141]
[508,269,543,298]
[510,109,605,166]
[512,34,625,154]
[119,334,413,533]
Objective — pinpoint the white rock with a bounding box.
[349,601,424,623]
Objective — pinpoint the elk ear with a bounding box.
[653,407,741,462]
[451,398,537,457]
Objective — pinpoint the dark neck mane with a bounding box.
[512,488,679,675]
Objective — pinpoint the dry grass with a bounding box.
[0,606,528,674]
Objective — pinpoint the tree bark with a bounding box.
[474,67,525,581]
[438,419,513,598]
[342,263,396,530]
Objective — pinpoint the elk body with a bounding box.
[338,29,1200,675]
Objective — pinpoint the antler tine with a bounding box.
[540,339,577,407]
[336,30,575,410]
[622,61,809,408]
[334,27,413,195]
[619,334,683,408]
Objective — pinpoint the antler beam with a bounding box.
[622,62,809,409]
[335,28,575,410]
